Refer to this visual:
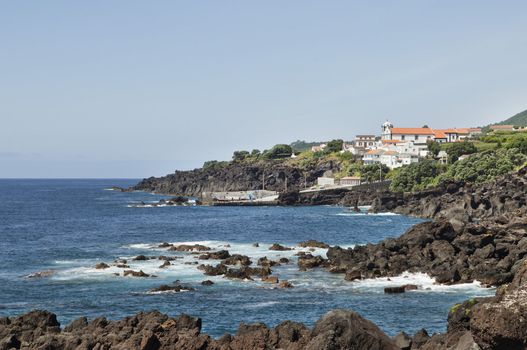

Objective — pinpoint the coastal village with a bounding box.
[315,121,482,176]
[308,121,522,188]
[291,120,482,192]
[162,120,525,205]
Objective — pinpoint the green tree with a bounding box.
[427,140,441,157]
[505,135,527,154]
[390,159,442,192]
[232,150,250,162]
[263,144,293,159]
[361,164,389,183]
[445,141,477,163]
[325,139,344,153]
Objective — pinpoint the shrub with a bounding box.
[232,150,250,162]
[505,135,527,154]
[390,159,442,192]
[202,160,229,170]
[325,139,344,153]
[262,144,293,159]
[427,140,441,157]
[439,148,526,184]
[361,164,390,183]
[445,141,477,163]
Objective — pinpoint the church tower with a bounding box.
[381,120,393,140]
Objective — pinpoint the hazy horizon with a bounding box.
[2,1,527,178]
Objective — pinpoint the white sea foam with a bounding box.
[47,240,494,299]
[350,271,493,294]
[244,301,281,309]
[144,289,193,295]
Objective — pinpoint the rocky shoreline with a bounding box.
[0,308,400,350]
[2,259,526,349]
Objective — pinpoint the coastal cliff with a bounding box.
[132,160,341,197]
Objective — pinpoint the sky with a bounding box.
[1,1,527,178]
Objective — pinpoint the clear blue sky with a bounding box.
[1,1,526,178]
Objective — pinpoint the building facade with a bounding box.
[354,135,376,148]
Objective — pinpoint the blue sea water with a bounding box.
[0,179,494,337]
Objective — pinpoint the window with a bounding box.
[401,135,405,140]
[414,135,418,141]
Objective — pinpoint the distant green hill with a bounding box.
[290,140,325,152]
[496,108,527,126]
[290,139,354,152]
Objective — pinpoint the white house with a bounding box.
[382,125,435,143]
[355,135,376,148]
[382,121,476,144]
[363,149,407,169]
[437,150,448,164]
[379,151,400,168]
[399,153,419,166]
[442,128,470,143]
[363,149,384,165]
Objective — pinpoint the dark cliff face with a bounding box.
[133,160,340,197]
[371,166,527,225]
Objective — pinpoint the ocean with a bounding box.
[0,179,494,337]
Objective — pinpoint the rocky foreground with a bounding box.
[2,258,527,349]
[0,308,400,350]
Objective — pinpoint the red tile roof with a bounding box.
[433,130,447,139]
[442,128,470,134]
[390,128,434,135]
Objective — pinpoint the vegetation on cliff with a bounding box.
[391,132,527,192]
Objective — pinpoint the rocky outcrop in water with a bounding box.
[327,217,527,286]
[417,258,527,349]
[327,167,527,287]
[0,309,400,350]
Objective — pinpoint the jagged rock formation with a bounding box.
[327,217,527,286]
[132,161,340,197]
[418,258,527,349]
[0,309,398,350]
[326,166,527,286]
[371,166,527,226]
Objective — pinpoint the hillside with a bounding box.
[495,108,527,126]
